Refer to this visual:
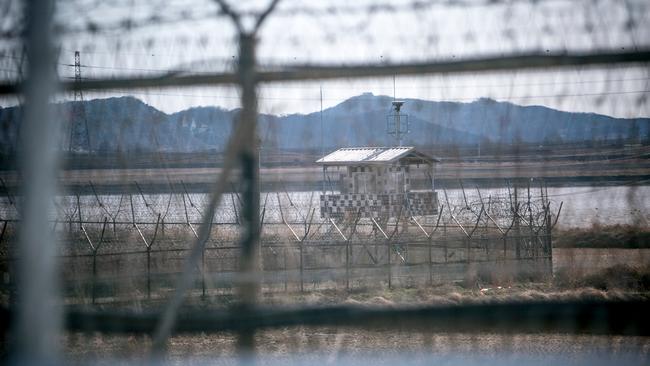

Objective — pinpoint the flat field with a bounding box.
[60,262,650,364]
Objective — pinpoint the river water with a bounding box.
[0,185,648,229]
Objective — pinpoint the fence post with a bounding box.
[514,185,521,259]
[130,194,135,227]
[545,201,553,275]
[444,229,448,263]
[201,245,206,298]
[231,193,240,225]
[428,235,433,286]
[283,247,287,292]
[93,217,108,304]
[181,190,189,224]
[346,239,350,290]
[147,247,151,300]
[299,244,304,292]
[76,194,82,230]
[91,249,100,304]
[0,220,7,246]
[527,182,535,259]
[387,240,392,289]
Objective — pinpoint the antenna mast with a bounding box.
[387,100,409,147]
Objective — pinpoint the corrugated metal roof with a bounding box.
[317,146,435,165]
[367,147,412,162]
[317,147,386,163]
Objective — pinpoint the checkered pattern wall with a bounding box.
[320,191,438,218]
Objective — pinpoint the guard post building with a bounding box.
[317,146,439,219]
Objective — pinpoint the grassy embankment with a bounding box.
[554,224,650,249]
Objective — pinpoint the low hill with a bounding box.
[0,93,648,154]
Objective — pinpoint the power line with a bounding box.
[96,88,650,102]
[1,49,648,95]
[259,77,650,91]
[2,48,646,90]
[60,63,194,74]
[55,60,650,89]
[51,0,590,38]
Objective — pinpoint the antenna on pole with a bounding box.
[68,51,91,153]
[387,75,408,146]
[387,100,409,147]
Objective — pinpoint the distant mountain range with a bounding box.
[0,93,648,154]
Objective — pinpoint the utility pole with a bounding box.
[68,51,91,153]
[213,0,281,356]
[320,84,325,192]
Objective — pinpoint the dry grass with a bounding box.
[554,264,650,292]
[554,224,650,249]
[58,277,650,364]
[254,265,650,309]
[52,262,650,363]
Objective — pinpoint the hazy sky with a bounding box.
[1,0,649,118]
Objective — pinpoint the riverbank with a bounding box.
[0,165,648,195]
[554,225,650,249]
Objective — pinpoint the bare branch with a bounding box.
[213,0,243,32]
[151,96,256,352]
[254,0,282,32]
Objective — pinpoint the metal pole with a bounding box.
[283,247,287,292]
[428,235,433,286]
[202,246,206,298]
[545,201,554,275]
[130,194,135,227]
[320,84,325,193]
[0,221,6,246]
[346,239,350,290]
[444,236,448,263]
[76,194,82,230]
[299,244,304,292]
[147,248,151,299]
[236,32,262,354]
[182,190,189,224]
[387,240,392,289]
[528,182,535,259]
[514,185,521,259]
[92,250,97,304]
[14,0,61,360]
[150,0,279,349]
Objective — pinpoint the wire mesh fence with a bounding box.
[0,0,649,364]
[0,178,556,303]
